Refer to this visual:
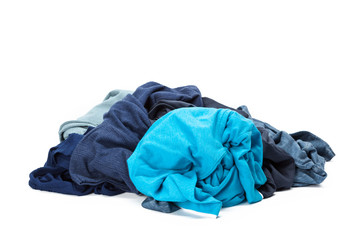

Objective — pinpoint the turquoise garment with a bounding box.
[59,89,133,141]
[127,108,266,216]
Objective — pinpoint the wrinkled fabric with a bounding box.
[290,131,335,186]
[69,82,203,194]
[257,129,295,197]
[127,108,266,216]
[148,99,196,123]
[59,89,133,141]
[28,81,335,217]
[142,99,197,213]
[202,97,249,118]
[142,197,180,213]
[203,97,295,198]
[142,98,249,212]
[29,131,123,196]
[237,105,335,187]
[142,97,295,212]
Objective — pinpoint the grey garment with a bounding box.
[237,105,335,187]
[142,197,180,213]
[59,89,133,141]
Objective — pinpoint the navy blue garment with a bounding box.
[257,129,295,197]
[202,97,249,118]
[237,105,335,187]
[29,132,123,196]
[148,99,196,123]
[69,82,203,194]
[202,97,295,198]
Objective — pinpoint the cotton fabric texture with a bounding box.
[59,89,133,141]
[29,131,122,196]
[69,82,203,194]
[127,107,267,216]
[203,97,295,198]
[142,97,297,213]
[237,105,335,187]
[28,82,335,217]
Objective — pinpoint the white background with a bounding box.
[1,1,359,239]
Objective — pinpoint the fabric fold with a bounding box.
[59,89,133,141]
[28,82,335,216]
[127,108,266,216]
[69,82,203,193]
[203,97,295,198]
[29,131,123,196]
[237,105,335,187]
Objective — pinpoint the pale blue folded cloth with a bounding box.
[58,89,133,141]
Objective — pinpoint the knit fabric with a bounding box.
[69,82,203,193]
[59,89,133,141]
[237,105,335,187]
[28,82,335,217]
[127,108,266,216]
[203,97,295,198]
[29,131,123,196]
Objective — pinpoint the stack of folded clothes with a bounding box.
[29,82,335,216]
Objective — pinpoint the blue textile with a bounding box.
[142,197,180,213]
[69,82,203,193]
[127,108,266,216]
[238,105,335,187]
[29,132,123,196]
[59,89,133,141]
[290,131,335,186]
[203,97,295,198]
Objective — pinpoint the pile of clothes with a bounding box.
[29,82,335,216]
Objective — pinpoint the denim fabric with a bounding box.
[29,132,123,196]
[237,106,335,187]
[203,97,295,198]
[69,82,203,194]
[127,108,266,216]
[59,89,133,141]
